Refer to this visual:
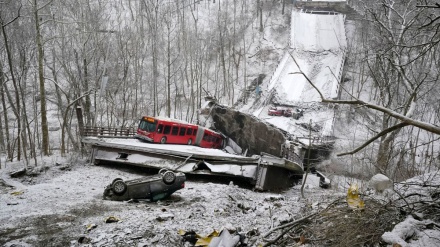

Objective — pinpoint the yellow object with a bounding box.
[86,223,97,231]
[346,184,365,209]
[10,191,24,196]
[178,229,220,246]
[105,216,120,223]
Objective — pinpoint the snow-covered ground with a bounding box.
[2,157,440,247]
[0,157,334,246]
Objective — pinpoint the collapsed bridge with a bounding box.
[82,134,304,191]
[82,99,335,191]
[81,4,348,191]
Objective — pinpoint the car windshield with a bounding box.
[139,120,157,132]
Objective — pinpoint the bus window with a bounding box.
[203,134,211,142]
[157,124,164,133]
[139,120,157,132]
[186,128,193,135]
[171,126,179,135]
[179,127,186,136]
[163,125,171,134]
[193,128,198,136]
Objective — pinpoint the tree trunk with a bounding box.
[282,0,286,15]
[259,0,263,32]
[0,110,4,153]
[166,25,171,117]
[0,62,10,156]
[76,104,85,153]
[1,16,21,161]
[34,0,50,156]
[83,56,92,126]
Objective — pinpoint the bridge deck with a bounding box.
[82,137,304,190]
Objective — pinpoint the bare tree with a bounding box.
[0,61,10,157]
[33,0,51,156]
[0,2,22,161]
[143,0,162,117]
[162,3,180,118]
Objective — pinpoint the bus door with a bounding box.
[159,124,172,143]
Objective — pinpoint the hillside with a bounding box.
[1,0,440,246]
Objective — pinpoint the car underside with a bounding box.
[103,169,186,201]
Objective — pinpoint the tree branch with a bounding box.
[321,98,440,135]
[0,4,22,27]
[287,53,440,136]
[337,122,410,156]
[416,4,440,8]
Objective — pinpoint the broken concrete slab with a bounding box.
[210,105,288,157]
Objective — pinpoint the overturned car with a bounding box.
[103,169,186,201]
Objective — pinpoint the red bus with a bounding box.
[135,116,224,149]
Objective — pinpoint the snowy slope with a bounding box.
[272,9,346,103]
[255,9,347,137]
[291,10,346,51]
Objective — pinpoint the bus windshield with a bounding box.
[139,120,157,132]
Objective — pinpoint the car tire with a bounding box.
[158,168,168,175]
[160,137,167,144]
[112,180,127,195]
[112,178,123,184]
[187,139,192,145]
[162,171,176,185]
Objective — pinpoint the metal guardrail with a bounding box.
[301,9,340,15]
[82,126,136,138]
[297,135,336,145]
[331,13,347,99]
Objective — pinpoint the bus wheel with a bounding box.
[187,139,192,145]
[160,137,167,144]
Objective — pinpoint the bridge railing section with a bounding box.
[282,148,303,165]
[82,126,136,138]
[330,13,347,99]
[297,135,337,146]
